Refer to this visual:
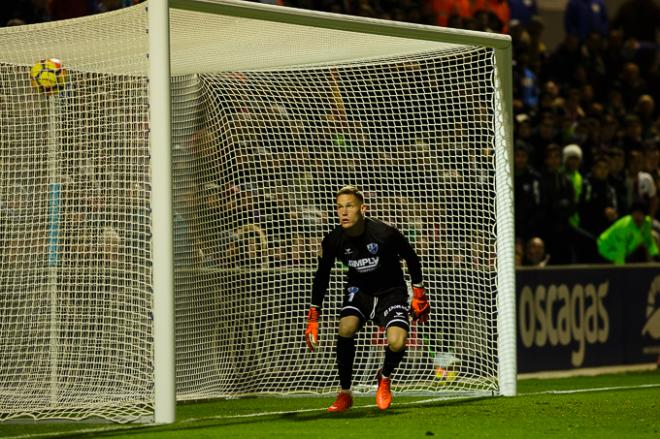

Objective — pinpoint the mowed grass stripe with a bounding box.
[1,370,659,439]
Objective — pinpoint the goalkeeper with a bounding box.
[305,185,429,412]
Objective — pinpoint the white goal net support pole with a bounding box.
[0,0,515,423]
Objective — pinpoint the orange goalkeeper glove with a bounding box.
[411,284,430,324]
[305,306,319,352]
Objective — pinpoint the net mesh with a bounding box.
[0,0,508,422]
[173,46,500,399]
[0,5,152,423]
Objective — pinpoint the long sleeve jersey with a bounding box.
[597,214,659,264]
[311,217,423,308]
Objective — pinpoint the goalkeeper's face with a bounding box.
[336,194,366,230]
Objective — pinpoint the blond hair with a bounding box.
[336,185,364,203]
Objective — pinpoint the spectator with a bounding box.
[515,237,525,266]
[383,1,437,24]
[564,87,586,124]
[513,51,540,111]
[528,112,560,165]
[580,84,597,116]
[642,143,660,221]
[355,0,386,18]
[635,94,657,138]
[508,0,538,27]
[514,142,543,241]
[515,114,535,145]
[510,12,531,47]
[541,80,561,105]
[606,146,628,213]
[562,143,584,228]
[625,149,658,218]
[49,0,95,20]
[611,0,660,43]
[523,236,550,266]
[540,143,577,264]
[644,142,660,183]
[97,0,126,12]
[572,117,602,169]
[471,0,511,33]
[605,89,628,122]
[597,202,660,263]
[599,113,620,147]
[0,0,42,25]
[527,15,548,61]
[616,62,649,111]
[430,0,472,28]
[580,155,619,232]
[580,32,608,98]
[619,114,645,153]
[545,33,583,87]
[6,18,26,26]
[99,225,122,265]
[564,0,609,42]
[579,155,619,261]
[602,29,627,81]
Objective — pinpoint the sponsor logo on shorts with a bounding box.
[384,304,407,317]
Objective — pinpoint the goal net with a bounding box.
[0,0,515,423]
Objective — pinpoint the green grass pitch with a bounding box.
[2,370,659,438]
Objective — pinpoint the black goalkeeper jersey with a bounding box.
[311,217,423,308]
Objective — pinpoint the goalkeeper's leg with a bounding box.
[328,316,361,413]
[383,326,407,376]
[377,326,408,410]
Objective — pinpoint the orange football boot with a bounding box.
[327,391,353,413]
[376,369,392,410]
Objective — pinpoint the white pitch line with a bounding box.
[2,425,138,439]
[5,384,660,439]
[521,383,660,396]
[1,396,469,439]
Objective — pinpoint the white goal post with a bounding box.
[0,0,515,424]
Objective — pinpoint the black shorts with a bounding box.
[340,285,410,331]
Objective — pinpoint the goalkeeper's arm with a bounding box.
[305,240,335,352]
[411,283,430,323]
[305,305,319,351]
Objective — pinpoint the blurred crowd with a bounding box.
[504,0,660,267]
[270,1,660,267]
[0,1,143,26]
[254,0,660,267]
[3,0,659,268]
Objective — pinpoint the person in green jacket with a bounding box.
[597,202,659,264]
[562,144,583,228]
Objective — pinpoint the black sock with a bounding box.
[382,346,406,378]
[336,336,356,390]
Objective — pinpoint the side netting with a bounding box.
[173,46,502,399]
[0,6,153,422]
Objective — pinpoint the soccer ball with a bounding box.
[30,58,66,93]
[433,352,459,384]
[435,367,458,383]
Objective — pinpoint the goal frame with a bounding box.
[151,0,515,424]
[150,0,175,425]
